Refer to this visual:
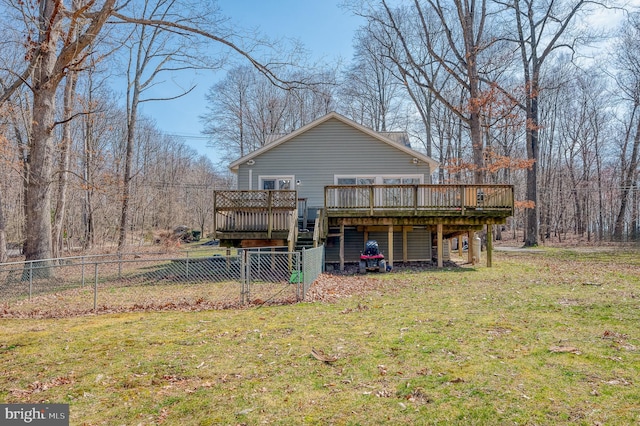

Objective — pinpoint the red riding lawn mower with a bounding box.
[359,240,388,274]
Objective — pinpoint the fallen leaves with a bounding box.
[305,275,386,303]
[10,376,73,400]
[340,303,370,314]
[601,330,636,351]
[311,347,338,363]
[375,389,393,398]
[549,346,581,355]
[602,330,627,340]
[406,388,432,404]
[603,378,633,386]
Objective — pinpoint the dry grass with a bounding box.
[0,248,639,425]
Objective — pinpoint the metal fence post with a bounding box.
[240,250,245,305]
[81,256,85,287]
[118,252,122,279]
[186,251,190,280]
[28,261,33,300]
[94,263,98,311]
[244,250,251,303]
[298,250,303,301]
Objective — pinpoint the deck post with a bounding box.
[402,226,408,263]
[213,191,217,240]
[437,223,443,268]
[388,225,394,268]
[486,225,493,267]
[468,231,474,264]
[369,186,374,215]
[339,222,345,271]
[267,191,273,239]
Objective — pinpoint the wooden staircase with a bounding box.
[295,230,315,251]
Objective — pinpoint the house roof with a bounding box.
[228,111,439,172]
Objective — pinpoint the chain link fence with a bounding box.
[0,246,324,318]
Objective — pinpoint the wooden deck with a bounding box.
[324,184,513,219]
[323,184,513,269]
[213,185,514,267]
[213,190,298,245]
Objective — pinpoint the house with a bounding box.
[213,112,513,269]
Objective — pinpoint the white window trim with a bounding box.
[259,175,295,190]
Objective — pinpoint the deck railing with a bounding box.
[324,184,514,214]
[214,186,513,237]
[214,190,298,238]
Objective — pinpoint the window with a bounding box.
[381,177,422,206]
[335,175,422,185]
[334,175,422,208]
[335,177,374,207]
[260,176,294,190]
[337,177,375,185]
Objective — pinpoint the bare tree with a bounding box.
[202,66,336,162]
[501,0,601,246]
[0,0,117,266]
[202,66,261,162]
[352,0,499,183]
[184,156,219,236]
[612,13,640,241]
[340,28,405,132]
[117,0,225,250]
[0,126,8,263]
[0,0,306,262]
[52,70,79,258]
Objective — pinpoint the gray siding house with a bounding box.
[214,112,514,269]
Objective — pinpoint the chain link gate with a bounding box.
[240,248,302,305]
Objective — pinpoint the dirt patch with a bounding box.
[305,260,462,303]
[324,260,460,275]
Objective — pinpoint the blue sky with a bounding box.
[139,0,363,166]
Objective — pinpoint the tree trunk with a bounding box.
[524,89,539,247]
[52,72,78,258]
[0,190,7,263]
[83,117,95,250]
[117,98,138,251]
[25,32,58,265]
[463,12,485,185]
[632,182,639,241]
[614,117,640,240]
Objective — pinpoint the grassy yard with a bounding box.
[1,248,639,425]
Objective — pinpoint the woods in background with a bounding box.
[0,0,638,261]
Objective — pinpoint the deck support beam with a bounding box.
[437,223,443,268]
[388,225,394,269]
[339,222,345,271]
[403,226,408,263]
[468,231,474,264]
[486,225,493,267]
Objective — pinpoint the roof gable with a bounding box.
[228,112,438,171]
